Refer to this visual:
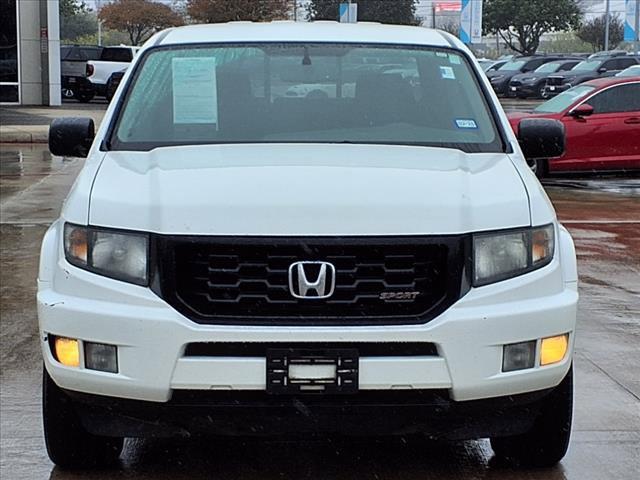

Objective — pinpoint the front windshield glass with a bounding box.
[571,60,601,71]
[533,85,595,113]
[535,62,561,73]
[617,65,640,77]
[498,60,525,71]
[112,43,501,152]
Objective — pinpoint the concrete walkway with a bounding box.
[0,103,106,143]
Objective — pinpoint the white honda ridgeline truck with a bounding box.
[41,23,578,469]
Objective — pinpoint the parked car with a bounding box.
[84,46,139,102]
[60,45,102,102]
[508,59,582,98]
[587,50,629,59]
[43,22,577,470]
[616,65,640,77]
[543,55,639,97]
[509,77,640,176]
[480,59,508,72]
[486,56,569,96]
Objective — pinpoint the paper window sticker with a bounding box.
[449,54,462,65]
[440,66,456,80]
[455,119,478,129]
[172,57,218,124]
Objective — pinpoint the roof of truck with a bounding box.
[158,21,455,48]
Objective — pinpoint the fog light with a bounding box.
[53,337,80,367]
[541,334,569,366]
[503,341,536,372]
[84,342,118,373]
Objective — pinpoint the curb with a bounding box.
[0,129,49,144]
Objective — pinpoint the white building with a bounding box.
[0,0,61,105]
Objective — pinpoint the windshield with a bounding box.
[498,60,525,71]
[535,62,561,73]
[571,60,601,72]
[617,65,640,77]
[534,85,595,113]
[111,43,502,152]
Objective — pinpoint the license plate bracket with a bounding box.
[267,348,359,395]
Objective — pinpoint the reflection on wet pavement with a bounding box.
[1,145,639,480]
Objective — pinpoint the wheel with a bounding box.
[491,366,573,468]
[61,88,75,99]
[75,91,94,103]
[537,83,546,99]
[43,368,123,469]
[528,158,548,179]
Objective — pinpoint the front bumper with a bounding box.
[544,84,571,97]
[490,79,509,95]
[39,221,578,405]
[65,384,558,439]
[507,83,537,98]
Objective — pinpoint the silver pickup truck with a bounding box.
[60,45,102,102]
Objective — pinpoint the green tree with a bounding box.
[576,14,624,52]
[186,0,292,23]
[60,0,98,42]
[483,0,582,55]
[60,0,89,17]
[99,0,185,46]
[308,0,418,25]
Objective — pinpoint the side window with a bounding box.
[560,62,578,71]
[526,59,544,71]
[586,84,640,114]
[618,58,638,70]
[601,60,617,71]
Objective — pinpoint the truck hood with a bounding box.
[89,144,531,235]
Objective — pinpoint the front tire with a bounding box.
[75,91,94,103]
[528,158,548,179]
[491,365,573,468]
[43,368,123,469]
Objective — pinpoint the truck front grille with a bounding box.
[151,236,469,325]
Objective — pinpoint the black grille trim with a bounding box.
[150,235,470,326]
[184,342,439,357]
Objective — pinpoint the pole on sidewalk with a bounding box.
[635,0,640,55]
[604,0,611,51]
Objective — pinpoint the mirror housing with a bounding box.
[597,67,607,73]
[49,117,95,158]
[568,103,594,118]
[517,118,565,159]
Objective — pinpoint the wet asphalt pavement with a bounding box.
[1,144,638,479]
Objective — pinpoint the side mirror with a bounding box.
[517,118,565,159]
[49,117,95,158]
[568,103,594,118]
[597,67,607,73]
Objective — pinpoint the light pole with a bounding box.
[636,0,640,55]
[95,0,103,46]
[604,0,611,51]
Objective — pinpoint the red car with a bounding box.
[508,77,640,177]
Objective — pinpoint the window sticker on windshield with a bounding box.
[449,54,462,65]
[440,66,456,80]
[172,57,217,124]
[436,52,449,58]
[455,119,478,129]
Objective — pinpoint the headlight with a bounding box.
[490,75,505,82]
[473,224,554,286]
[522,76,537,83]
[64,223,149,285]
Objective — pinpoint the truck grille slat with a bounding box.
[151,236,469,325]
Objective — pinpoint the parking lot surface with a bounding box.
[1,144,638,479]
